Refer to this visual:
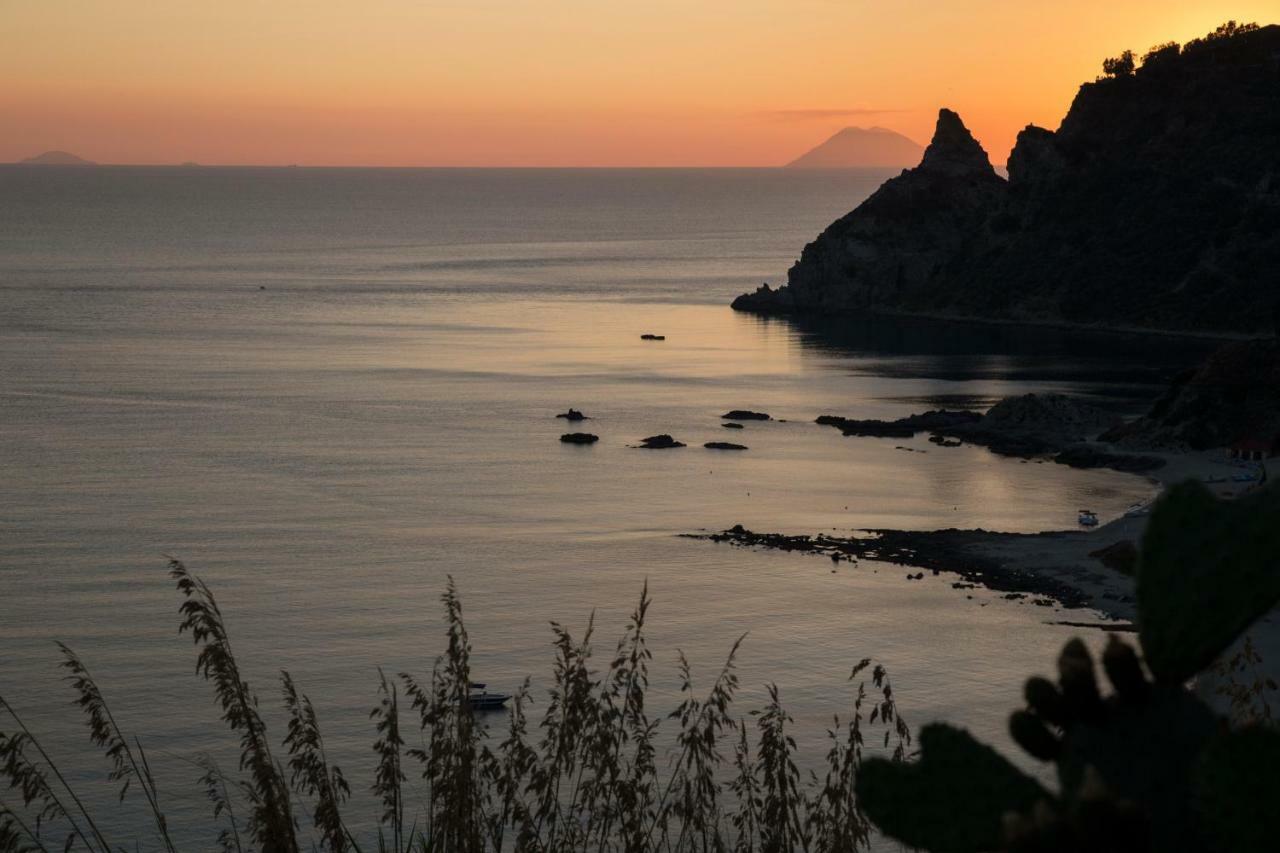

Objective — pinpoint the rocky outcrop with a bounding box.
[722,410,771,421]
[734,24,1280,336]
[734,109,1004,315]
[959,394,1119,443]
[940,394,1123,457]
[816,409,980,438]
[560,433,599,444]
[634,434,686,449]
[1103,339,1280,450]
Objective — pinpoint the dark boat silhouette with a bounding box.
[466,682,511,711]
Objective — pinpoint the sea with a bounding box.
[0,165,1216,846]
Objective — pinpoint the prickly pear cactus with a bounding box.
[855,482,1280,852]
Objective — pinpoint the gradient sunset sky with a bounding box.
[3,1,1273,167]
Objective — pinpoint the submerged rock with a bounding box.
[722,422,745,429]
[704,442,748,450]
[634,434,686,449]
[560,433,599,444]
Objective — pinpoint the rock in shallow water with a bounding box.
[634,434,685,449]
[556,408,589,421]
[560,433,599,444]
[722,410,771,421]
[704,442,748,450]
[817,409,979,438]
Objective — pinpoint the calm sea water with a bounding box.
[0,166,1213,845]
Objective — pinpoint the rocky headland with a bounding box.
[817,394,1167,473]
[734,24,1280,336]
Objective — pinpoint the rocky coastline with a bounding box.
[734,25,1280,337]
[683,524,1104,610]
[687,445,1252,620]
[817,394,1169,474]
[684,342,1279,617]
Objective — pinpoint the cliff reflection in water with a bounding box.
[743,311,1220,411]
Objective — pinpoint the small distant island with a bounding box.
[785,126,923,169]
[19,150,96,166]
[737,22,1280,337]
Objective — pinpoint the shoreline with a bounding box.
[689,449,1257,621]
[689,443,1279,716]
[734,303,1262,343]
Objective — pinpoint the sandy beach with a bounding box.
[958,449,1250,622]
[963,448,1278,714]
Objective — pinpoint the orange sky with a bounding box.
[1,1,1274,167]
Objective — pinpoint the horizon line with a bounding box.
[2,161,947,171]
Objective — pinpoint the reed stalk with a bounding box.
[1,565,912,853]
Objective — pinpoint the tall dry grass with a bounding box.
[0,562,910,853]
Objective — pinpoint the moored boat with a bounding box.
[466,682,511,711]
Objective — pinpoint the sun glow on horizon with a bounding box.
[2,1,1274,167]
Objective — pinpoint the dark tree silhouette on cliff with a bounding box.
[1102,50,1135,77]
[1186,20,1260,50]
[1141,41,1181,69]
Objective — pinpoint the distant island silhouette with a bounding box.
[20,150,96,166]
[786,127,923,169]
[736,22,1280,337]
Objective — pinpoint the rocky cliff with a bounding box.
[734,24,1280,336]
[1103,339,1280,450]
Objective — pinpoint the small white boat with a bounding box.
[1078,510,1099,527]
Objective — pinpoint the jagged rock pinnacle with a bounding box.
[919,108,995,178]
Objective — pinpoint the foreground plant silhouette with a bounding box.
[0,575,909,852]
[855,480,1280,853]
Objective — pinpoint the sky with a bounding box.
[1,1,1274,167]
